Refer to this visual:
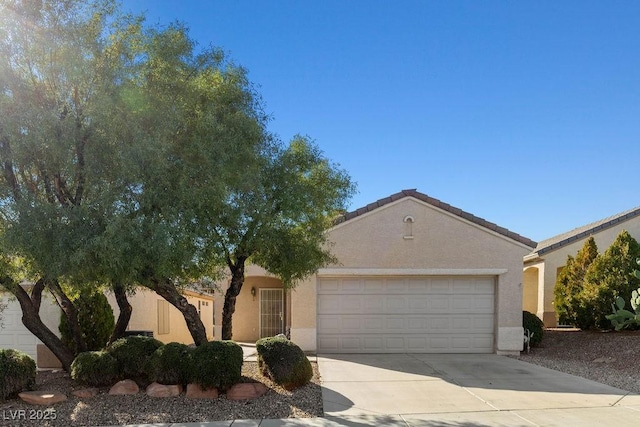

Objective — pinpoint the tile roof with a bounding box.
[334,189,537,248]
[533,206,640,255]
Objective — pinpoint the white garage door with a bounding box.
[0,297,40,361]
[317,276,495,353]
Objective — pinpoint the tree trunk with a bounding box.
[107,283,132,345]
[149,278,208,345]
[3,279,75,372]
[222,259,246,340]
[47,279,87,354]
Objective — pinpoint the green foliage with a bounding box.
[554,237,598,326]
[70,351,119,386]
[553,232,640,330]
[256,336,312,390]
[105,336,163,382]
[188,341,243,391]
[580,231,640,329]
[0,349,36,400]
[606,288,640,330]
[146,342,192,385]
[59,288,115,353]
[522,311,544,346]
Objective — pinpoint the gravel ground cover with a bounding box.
[518,328,640,393]
[0,361,323,426]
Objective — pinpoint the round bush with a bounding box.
[71,351,119,386]
[188,340,242,391]
[105,335,163,381]
[0,349,36,400]
[256,336,312,390]
[523,310,544,346]
[146,342,192,385]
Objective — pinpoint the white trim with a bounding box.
[317,268,508,277]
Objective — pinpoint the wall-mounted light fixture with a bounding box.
[251,286,256,301]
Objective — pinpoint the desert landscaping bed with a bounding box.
[518,328,640,393]
[0,362,323,426]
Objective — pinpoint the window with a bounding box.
[157,300,170,335]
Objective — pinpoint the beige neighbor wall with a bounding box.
[294,197,533,355]
[524,218,640,327]
[1,288,60,367]
[107,288,214,344]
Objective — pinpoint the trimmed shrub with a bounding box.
[59,288,115,352]
[105,335,163,382]
[0,349,36,400]
[256,336,312,390]
[580,231,640,329]
[71,351,119,386]
[554,237,598,326]
[522,311,544,346]
[146,342,192,385]
[188,341,242,391]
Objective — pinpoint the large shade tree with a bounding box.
[0,0,271,369]
[213,136,355,340]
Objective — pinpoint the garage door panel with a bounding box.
[318,276,495,353]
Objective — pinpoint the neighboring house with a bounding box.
[0,286,214,367]
[523,206,640,327]
[215,189,536,355]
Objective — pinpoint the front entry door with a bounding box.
[260,288,284,338]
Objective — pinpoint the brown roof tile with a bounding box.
[534,206,640,255]
[334,189,536,248]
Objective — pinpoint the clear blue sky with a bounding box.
[124,0,640,243]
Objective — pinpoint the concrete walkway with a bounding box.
[113,353,640,426]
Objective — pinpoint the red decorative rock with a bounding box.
[226,383,268,401]
[185,383,219,399]
[18,391,67,405]
[146,382,182,398]
[72,388,98,399]
[108,379,139,395]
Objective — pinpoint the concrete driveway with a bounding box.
[318,354,640,426]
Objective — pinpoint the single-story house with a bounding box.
[215,189,536,355]
[0,286,214,367]
[523,206,640,327]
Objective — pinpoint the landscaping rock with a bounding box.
[18,391,67,405]
[146,382,182,398]
[72,388,98,399]
[186,383,219,399]
[109,379,139,395]
[226,382,268,400]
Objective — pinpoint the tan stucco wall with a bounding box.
[317,198,532,354]
[107,288,214,344]
[219,197,533,354]
[524,217,640,327]
[1,289,60,365]
[230,275,284,342]
[213,265,289,343]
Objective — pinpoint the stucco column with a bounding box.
[289,276,317,352]
[496,271,524,356]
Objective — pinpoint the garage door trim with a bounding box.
[318,268,507,277]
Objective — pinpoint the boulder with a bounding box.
[18,391,67,405]
[146,382,182,398]
[186,383,219,399]
[108,379,139,395]
[72,388,98,399]
[226,382,268,401]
